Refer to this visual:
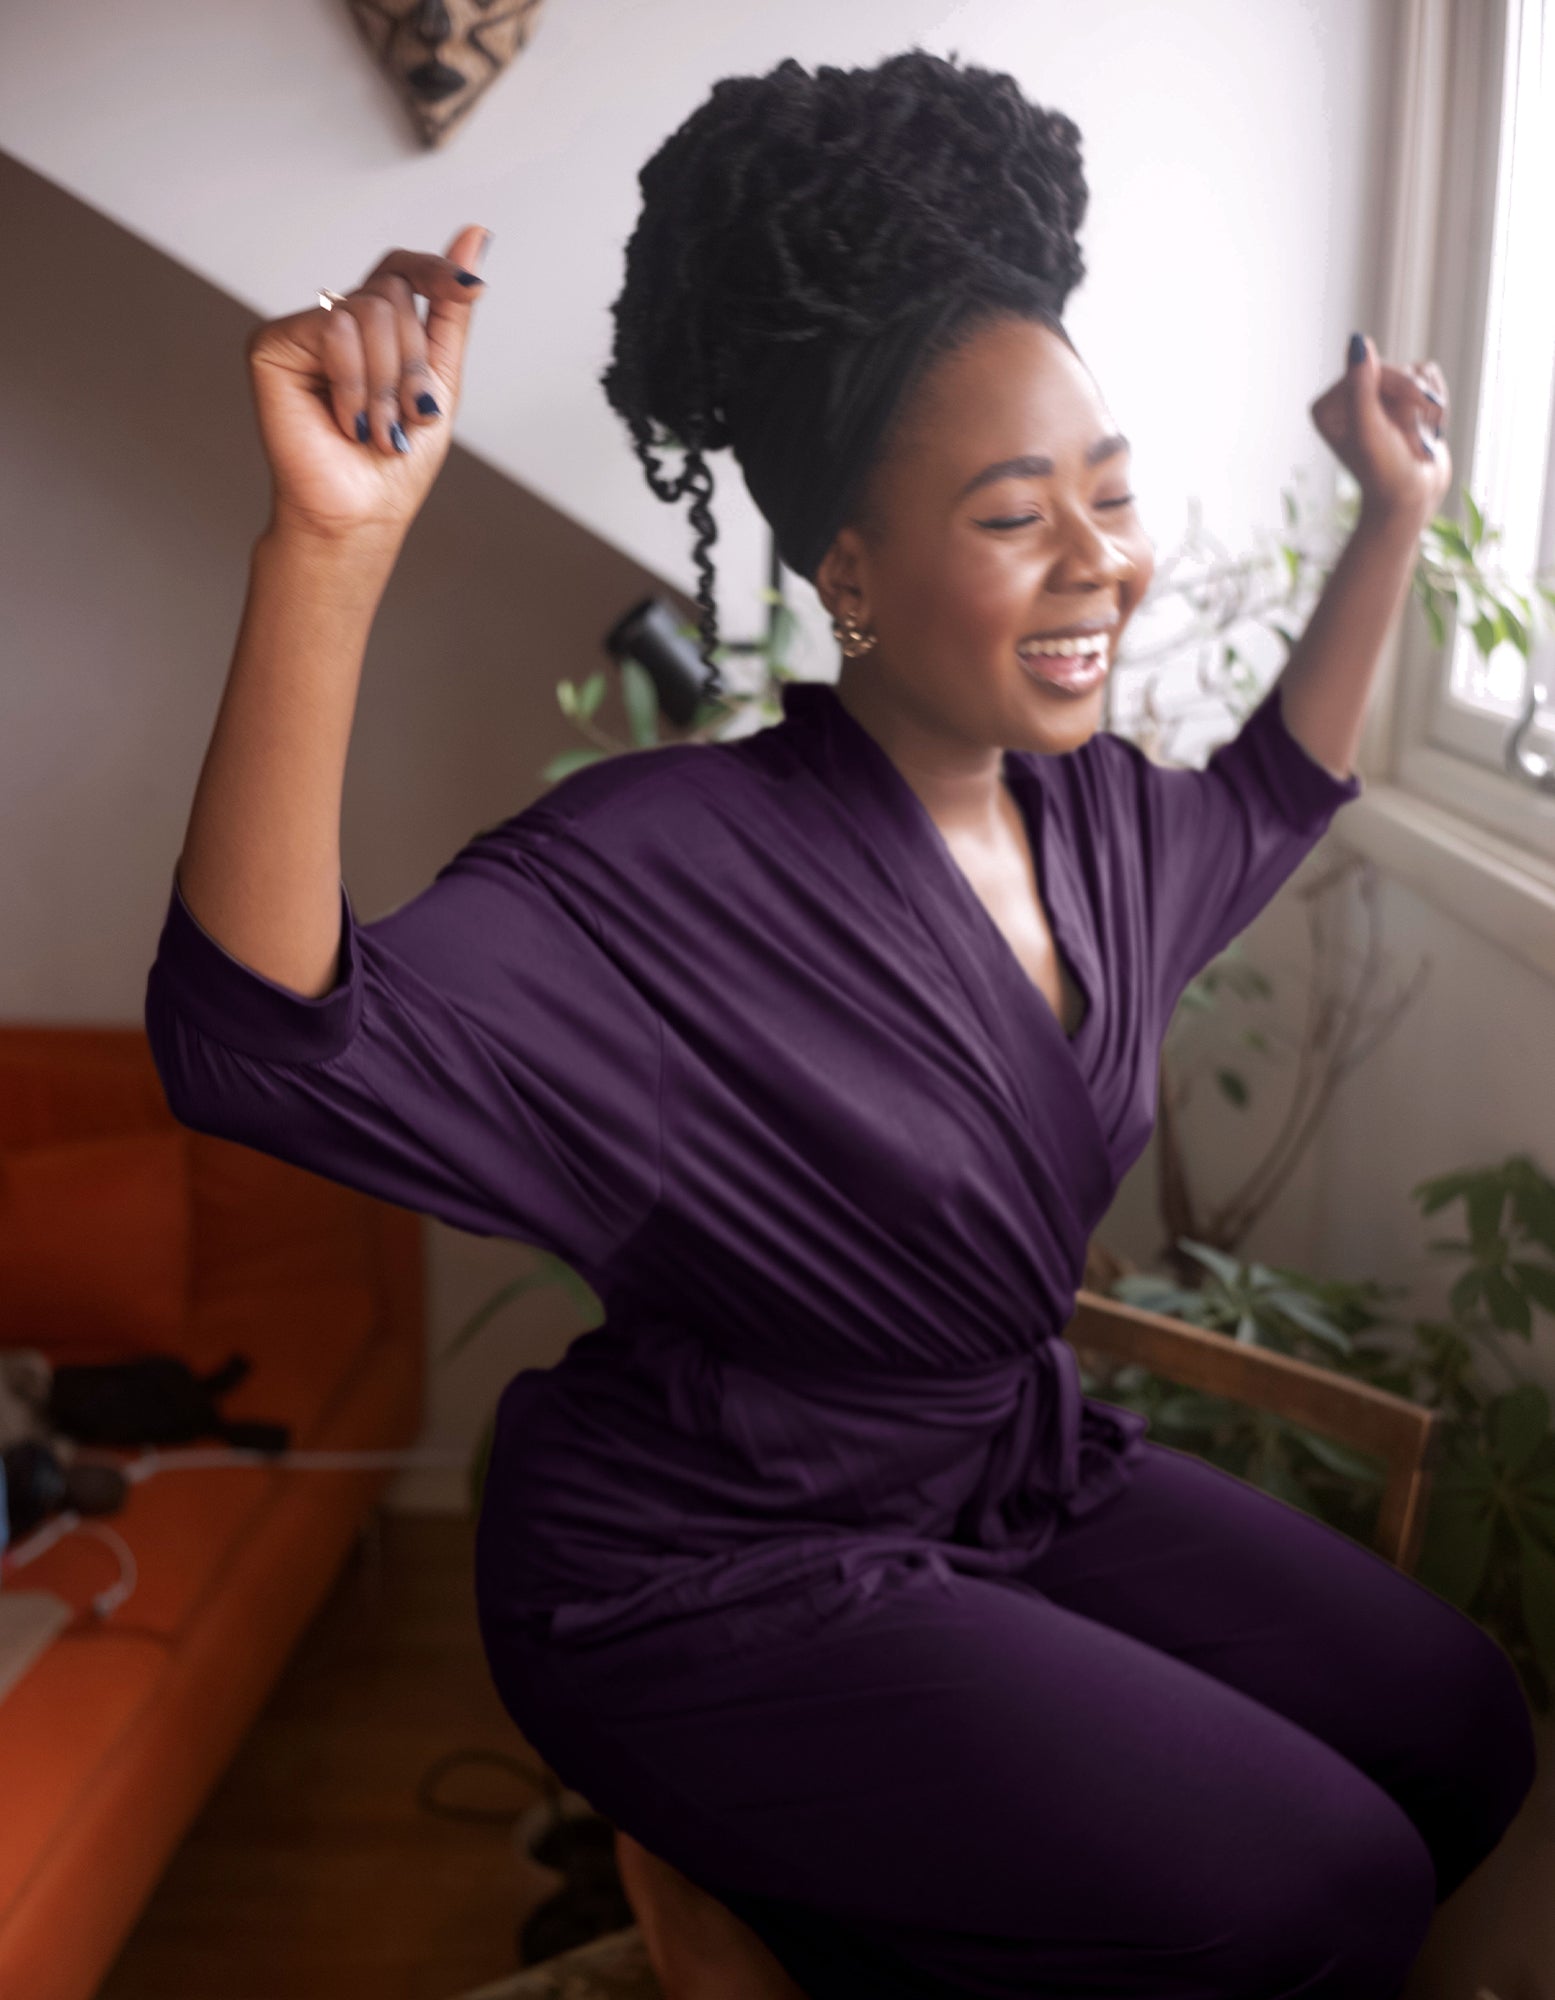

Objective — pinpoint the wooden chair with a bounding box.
[1065,1285,1448,1574]
[457,1288,1449,1999]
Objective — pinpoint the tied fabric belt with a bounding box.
[952,1336,1085,1550]
[619,1319,1091,1549]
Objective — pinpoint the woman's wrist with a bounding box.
[1352,495,1429,565]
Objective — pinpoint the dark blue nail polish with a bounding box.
[1347,331,1367,368]
[415,391,441,417]
[455,269,485,287]
[354,411,370,444]
[390,422,410,454]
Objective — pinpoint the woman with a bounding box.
[146,49,1534,2000]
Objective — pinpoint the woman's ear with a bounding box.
[816,530,871,630]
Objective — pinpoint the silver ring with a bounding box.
[317,288,351,312]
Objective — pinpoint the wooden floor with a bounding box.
[100,1512,568,2000]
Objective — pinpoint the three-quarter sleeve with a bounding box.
[143,813,664,1281]
[1097,678,1364,1015]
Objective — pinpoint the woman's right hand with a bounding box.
[245,223,492,546]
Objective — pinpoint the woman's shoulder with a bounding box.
[463,736,760,870]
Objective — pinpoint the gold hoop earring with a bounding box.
[831,610,879,658]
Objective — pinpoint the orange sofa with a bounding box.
[0,1025,425,2000]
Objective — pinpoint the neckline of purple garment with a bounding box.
[776,676,1102,1068]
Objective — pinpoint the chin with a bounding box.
[1008,667,1109,752]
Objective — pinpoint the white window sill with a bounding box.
[1331,782,1555,987]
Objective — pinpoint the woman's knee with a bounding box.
[1205,1785,1437,2000]
[1415,1614,1538,1900]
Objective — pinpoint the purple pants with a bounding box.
[480,1438,1536,1999]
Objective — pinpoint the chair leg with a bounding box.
[613,1830,807,2000]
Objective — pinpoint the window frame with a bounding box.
[1381,0,1555,858]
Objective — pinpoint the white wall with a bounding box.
[0,0,1393,677]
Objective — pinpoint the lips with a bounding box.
[1016,635,1111,694]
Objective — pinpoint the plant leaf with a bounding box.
[1511,1260,1555,1316]
[1176,1239,1245,1290]
[1516,1530,1555,1672]
[1417,1491,1495,1606]
[1484,1266,1532,1337]
[540,746,607,783]
[1286,1423,1388,1483]
[619,656,660,747]
[1489,1383,1551,1475]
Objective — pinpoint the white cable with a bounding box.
[2,1507,82,1568]
[113,1446,469,1484]
[0,1445,471,1612]
[73,1519,138,1618]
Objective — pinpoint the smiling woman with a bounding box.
[146,40,1532,2000]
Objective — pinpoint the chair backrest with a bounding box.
[1064,1287,1445,1575]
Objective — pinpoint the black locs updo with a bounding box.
[599,48,1089,700]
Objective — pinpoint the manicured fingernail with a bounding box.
[1421,385,1444,407]
[455,269,485,287]
[390,422,411,453]
[414,391,441,417]
[354,411,370,444]
[1347,331,1367,367]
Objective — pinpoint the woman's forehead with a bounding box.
[909,324,1116,485]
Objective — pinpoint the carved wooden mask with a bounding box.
[346,0,549,150]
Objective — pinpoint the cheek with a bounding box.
[883,540,1014,648]
[1120,523,1156,611]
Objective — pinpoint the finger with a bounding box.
[346,290,410,455]
[1416,357,1449,433]
[1375,361,1440,458]
[349,234,489,411]
[317,301,371,445]
[360,270,442,429]
[1345,334,1396,461]
[1378,359,1441,416]
[424,224,493,398]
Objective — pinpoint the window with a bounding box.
[1389,0,1555,861]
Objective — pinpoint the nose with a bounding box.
[1049,504,1135,593]
[414,0,452,45]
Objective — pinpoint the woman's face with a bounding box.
[818,313,1155,762]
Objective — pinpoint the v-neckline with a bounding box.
[777,679,1101,1072]
[973,756,1095,1050]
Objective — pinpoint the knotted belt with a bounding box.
[951,1336,1085,1550]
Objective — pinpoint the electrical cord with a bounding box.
[0,1444,469,1616]
[0,1445,609,1967]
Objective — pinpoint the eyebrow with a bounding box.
[955,434,1131,501]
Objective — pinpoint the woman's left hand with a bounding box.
[1308,335,1453,535]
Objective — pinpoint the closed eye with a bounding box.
[978,496,1137,530]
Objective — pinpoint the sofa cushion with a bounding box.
[0,1131,190,1358]
[0,1629,170,1928]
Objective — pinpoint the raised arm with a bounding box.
[175,224,492,997]
[1277,332,1454,778]
[142,227,665,1280]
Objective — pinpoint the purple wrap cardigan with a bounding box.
[144,675,1363,1650]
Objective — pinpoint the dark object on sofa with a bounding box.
[0,1439,128,1537]
[46,1352,290,1453]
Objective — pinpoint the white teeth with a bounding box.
[1020,633,1110,659]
